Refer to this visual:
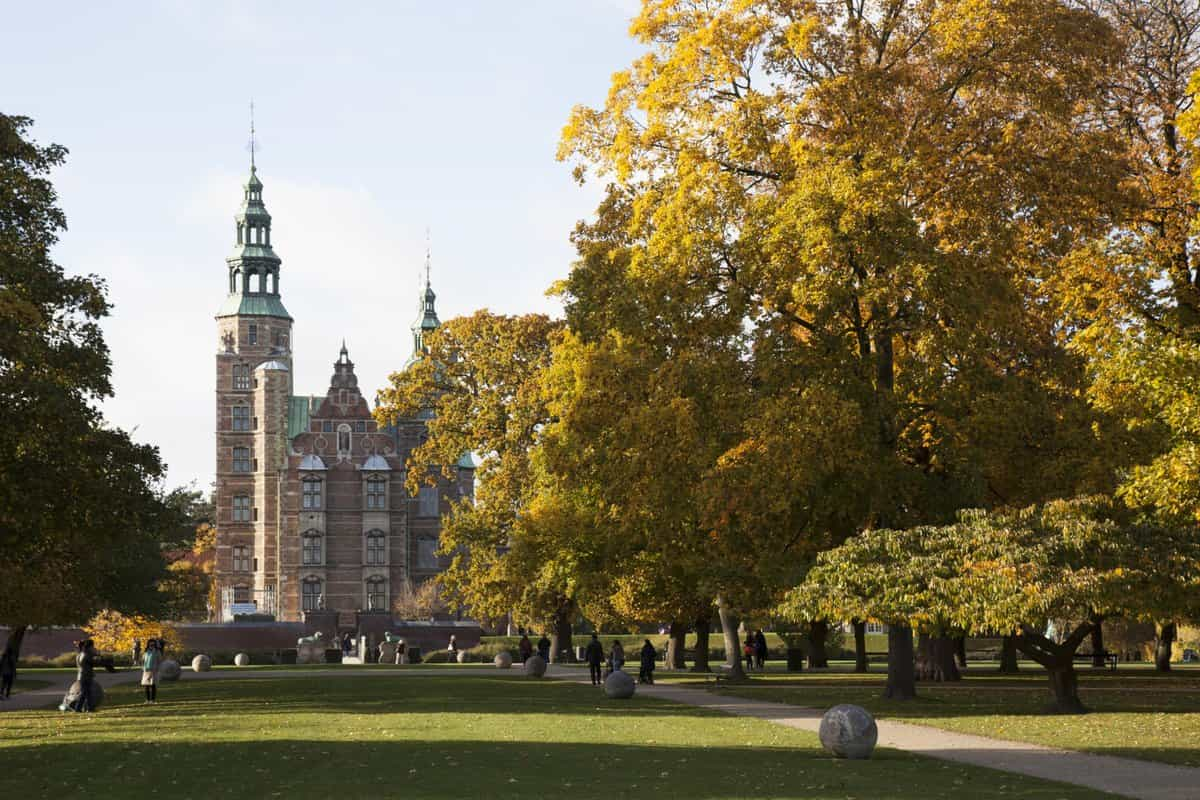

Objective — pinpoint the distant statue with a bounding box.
[296,631,324,647]
[222,331,235,353]
[384,632,404,644]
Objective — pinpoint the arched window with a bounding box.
[365,576,387,611]
[302,530,322,566]
[366,475,387,509]
[365,530,386,565]
[302,476,322,510]
[232,545,251,572]
[302,577,323,612]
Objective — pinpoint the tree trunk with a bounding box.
[690,615,711,673]
[999,635,1019,673]
[1156,621,1177,672]
[716,595,746,681]
[666,620,687,670]
[549,608,573,664]
[915,633,961,682]
[1047,662,1087,713]
[954,635,967,669]
[852,619,868,673]
[808,619,829,668]
[884,623,916,699]
[1090,615,1105,668]
[1,624,27,664]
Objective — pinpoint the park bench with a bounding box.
[1073,651,1118,672]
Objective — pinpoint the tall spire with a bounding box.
[249,100,257,171]
[406,238,440,367]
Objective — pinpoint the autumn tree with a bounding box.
[790,498,1200,712]
[0,115,179,662]
[374,312,570,655]
[560,0,1127,693]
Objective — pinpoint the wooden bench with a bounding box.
[1074,651,1119,672]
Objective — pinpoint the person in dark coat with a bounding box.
[0,647,15,700]
[63,639,109,712]
[584,633,605,685]
[638,639,656,685]
[341,633,353,657]
[518,635,533,663]
[754,629,768,670]
[536,634,551,661]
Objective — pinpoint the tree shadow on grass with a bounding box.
[0,738,1112,800]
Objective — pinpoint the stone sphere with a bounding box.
[191,654,212,672]
[456,650,469,664]
[234,652,250,667]
[524,654,547,677]
[494,651,513,669]
[158,659,181,681]
[819,704,878,759]
[61,679,104,710]
[604,669,636,699]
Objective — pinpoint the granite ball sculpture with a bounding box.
[494,651,513,669]
[234,652,250,667]
[457,650,469,664]
[524,654,547,677]
[158,659,181,681]
[192,654,212,672]
[604,669,636,699]
[61,680,104,710]
[818,704,878,759]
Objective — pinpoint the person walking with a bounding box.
[743,635,755,673]
[141,638,161,704]
[536,634,551,662]
[584,634,605,685]
[518,635,533,663]
[608,640,625,677]
[0,646,15,700]
[447,635,458,660]
[394,639,406,665]
[754,629,768,670]
[341,633,352,658]
[638,639,656,685]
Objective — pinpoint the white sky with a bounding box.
[4,1,643,491]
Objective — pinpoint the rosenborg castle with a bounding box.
[212,158,472,623]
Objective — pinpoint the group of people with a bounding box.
[742,629,769,671]
[584,634,658,685]
[517,633,552,663]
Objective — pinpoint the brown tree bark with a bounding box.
[666,620,687,670]
[1156,621,1177,672]
[0,624,27,664]
[716,595,747,681]
[548,603,574,664]
[884,624,917,699]
[807,619,829,668]
[1090,614,1106,668]
[1016,623,1092,713]
[999,635,1020,673]
[690,615,711,673]
[852,619,868,673]
[915,632,961,682]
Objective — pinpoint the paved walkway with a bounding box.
[545,666,1199,800]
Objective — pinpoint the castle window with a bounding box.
[302,577,323,612]
[322,420,333,433]
[418,486,438,517]
[355,420,366,433]
[232,365,250,391]
[416,537,438,569]
[365,530,386,565]
[232,406,250,431]
[232,545,251,572]
[366,476,387,509]
[365,576,387,611]
[233,585,251,604]
[302,530,322,566]
[248,324,257,345]
[232,447,251,473]
[302,476,323,510]
[232,495,251,522]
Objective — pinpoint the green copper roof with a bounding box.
[216,293,292,319]
[228,244,280,262]
[288,395,321,439]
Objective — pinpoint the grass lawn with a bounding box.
[0,673,1111,799]
[664,666,1200,767]
[5,678,51,695]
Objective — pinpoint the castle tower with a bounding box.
[214,151,294,620]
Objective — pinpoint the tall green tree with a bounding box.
[0,114,177,660]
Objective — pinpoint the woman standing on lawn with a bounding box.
[638,639,656,684]
[141,638,161,703]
